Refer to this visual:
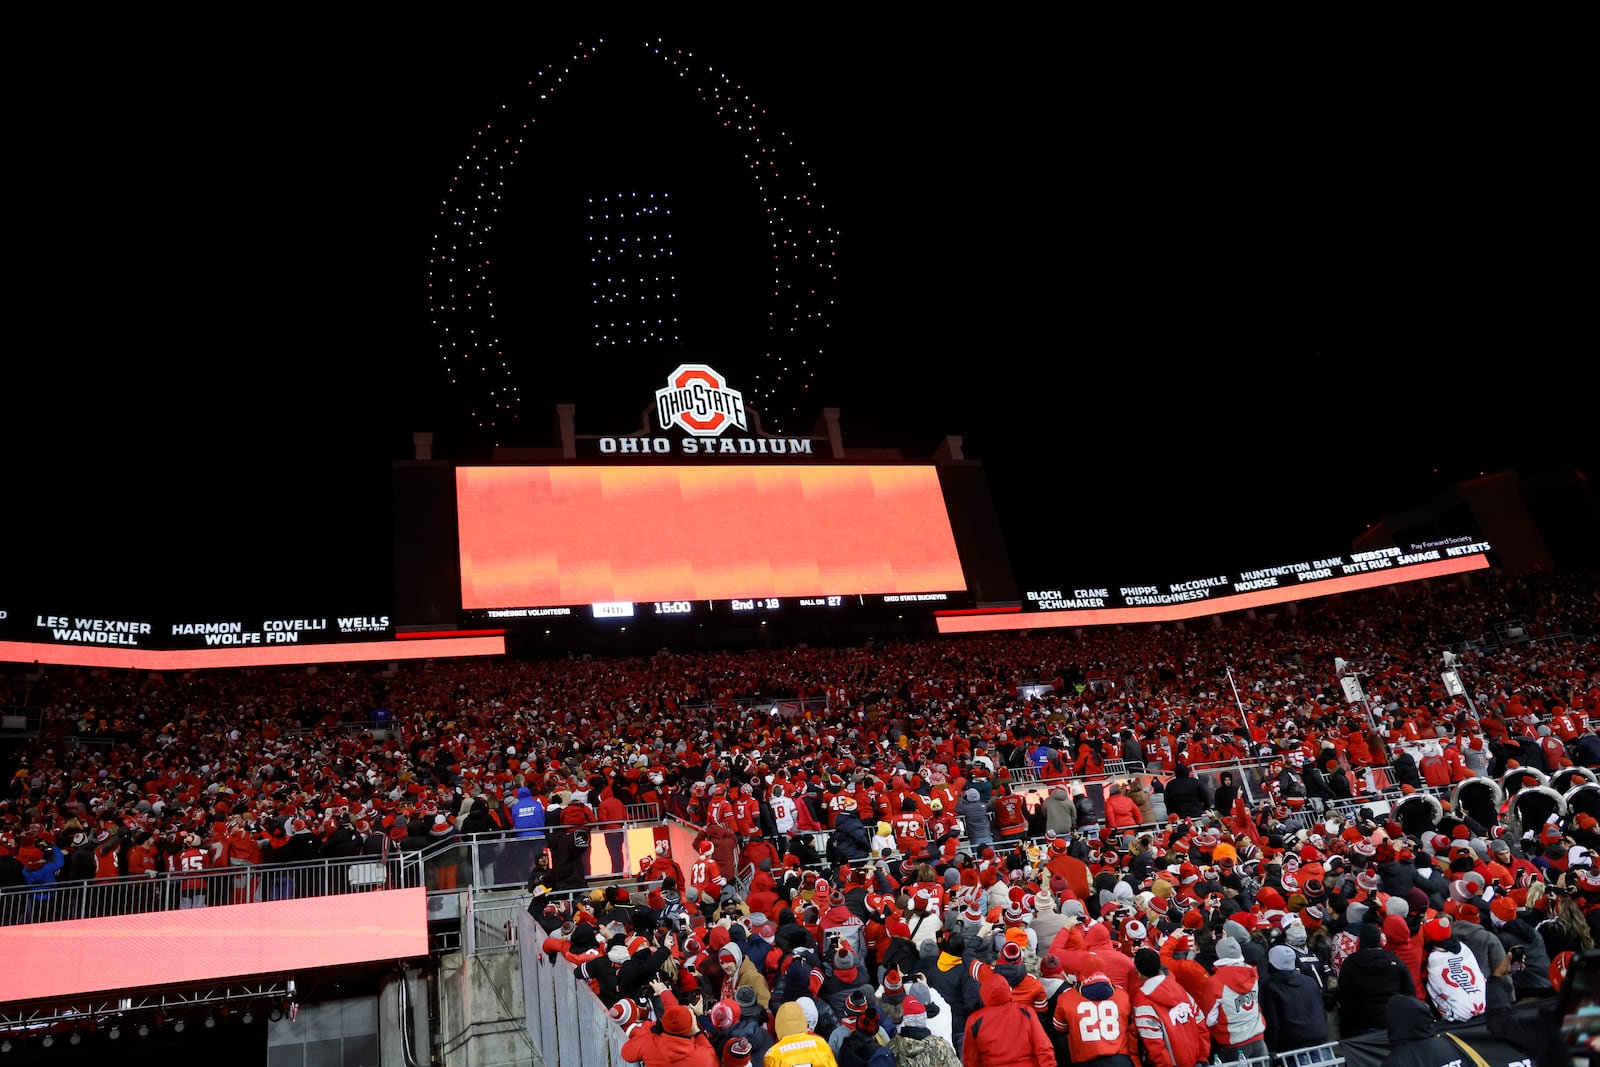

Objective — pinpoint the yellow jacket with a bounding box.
[764,1002,839,1067]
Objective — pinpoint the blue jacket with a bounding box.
[23,846,64,897]
[831,811,871,862]
[511,788,546,839]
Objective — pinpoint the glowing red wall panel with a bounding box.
[456,465,967,609]
[936,553,1491,633]
[0,888,429,1003]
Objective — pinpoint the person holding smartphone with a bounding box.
[1489,894,1555,1000]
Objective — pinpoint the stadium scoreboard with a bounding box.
[452,461,975,627]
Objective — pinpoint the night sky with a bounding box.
[12,27,1592,621]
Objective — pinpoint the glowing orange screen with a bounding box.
[456,465,967,609]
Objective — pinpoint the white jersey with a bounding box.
[770,794,798,835]
[1426,945,1487,1022]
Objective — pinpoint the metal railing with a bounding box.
[464,892,540,956]
[0,851,425,926]
[1,812,660,931]
[519,914,632,1067]
[1008,758,1148,787]
[1258,1042,1343,1067]
[457,870,679,956]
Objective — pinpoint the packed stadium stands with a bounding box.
[2,569,1597,1066]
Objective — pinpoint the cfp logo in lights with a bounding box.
[655,364,747,437]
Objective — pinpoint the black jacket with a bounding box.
[615,944,672,1002]
[727,1004,775,1066]
[457,799,502,837]
[787,834,824,868]
[1377,860,1418,899]
[62,844,98,881]
[321,824,362,858]
[577,951,623,1005]
[921,942,985,1036]
[1338,946,1416,1036]
[1286,944,1337,1009]
[1390,751,1423,789]
[1262,966,1329,1053]
[879,936,921,980]
[1164,768,1211,818]
[1491,915,1554,995]
[1379,993,1482,1067]
[1212,778,1240,816]
[546,827,589,890]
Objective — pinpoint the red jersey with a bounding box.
[732,796,761,836]
[906,880,946,914]
[689,855,724,900]
[826,790,857,826]
[95,846,121,880]
[895,791,933,819]
[892,813,930,855]
[1554,712,1586,742]
[167,845,208,890]
[706,797,735,827]
[1055,985,1136,1060]
[994,793,1029,837]
[128,842,160,878]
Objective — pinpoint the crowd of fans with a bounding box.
[2,571,1599,1066]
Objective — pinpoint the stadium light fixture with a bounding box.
[204,1014,216,1029]
[69,1031,82,1046]
[173,1018,186,1033]
[138,1021,151,1037]
[241,1010,254,1025]
[40,1036,53,1048]
[109,1025,121,1040]
[1,1038,11,1053]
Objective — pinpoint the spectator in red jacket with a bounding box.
[1103,783,1144,839]
[619,986,719,1067]
[1073,741,1105,777]
[596,791,628,876]
[1130,947,1210,1067]
[963,971,1056,1066]
[1383,913,1425,1001]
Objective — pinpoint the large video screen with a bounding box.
[456,465,968,613]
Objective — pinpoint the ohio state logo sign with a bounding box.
[655,364,748,437]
